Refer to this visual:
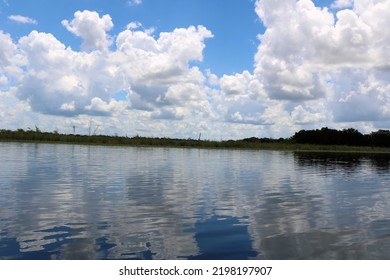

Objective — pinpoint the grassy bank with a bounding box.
[1,129,390,153]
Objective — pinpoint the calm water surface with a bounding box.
[1,142,390,259]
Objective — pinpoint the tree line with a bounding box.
[291,127,390,147]
[0,128,226,148]
[0,127,390,148]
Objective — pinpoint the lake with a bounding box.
[1,142,390,260]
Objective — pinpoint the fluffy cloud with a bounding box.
[253,0,390,136]
[15,30,122,116]
[0,31,23,87]
[291,103,327,125]
[115,25,212,82]
[215,0,390,137]
[254,0,390,95]
[6,10,214,128]
[254,1,333,100]
[62,10,114,52]
[0,31,15,72]
[2,2,390,139]
[255,0,387,68]
[330,68,390,122]
[114,24,213,119]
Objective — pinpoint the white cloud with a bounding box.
[248,0,390,128]
[291,104,326,125]
[0,75,7,86]
[330,68,390,122]
[254,0,390,100]
[84,97,125,116]
[4,10,214,135]
[126,21,142,30]
[114,24,213,117]
[0,31,15,69]
[220,72,250,96]
[151,107,187,120]
[212,0,390,136]
[62,10,113,52]
[0,88,37,130]
[127,0,142,6]
[0,31,24,87]
[8,15,37,24]
[331,0,354,9]
[15,30,122,116]
[2,3,390,139]
[60,101,76,112]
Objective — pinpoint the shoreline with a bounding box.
[2,138,390,154]
[2,127,390,154]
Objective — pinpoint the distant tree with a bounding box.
[339,128,359,146]
[293,127,367,146]
[371,130,390,147]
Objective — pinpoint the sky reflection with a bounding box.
[1,143,390,259]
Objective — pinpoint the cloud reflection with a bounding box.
[1,143,390,259]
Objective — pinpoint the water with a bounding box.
[1,142,390,260]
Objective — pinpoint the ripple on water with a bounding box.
[1,144,390,259]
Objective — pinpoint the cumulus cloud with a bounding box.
[254,0,390,98]
[330,68,390,122]
[7,10,213,125]
[114,24,213,118]
[220,72,251,96]
[0,31,23,87]
[0,31,16,70]
[15,30,122,116]
[62,10,114,52]
[2,2,390,139]
[215,0,390,136]
[254,0,331,100]
[291,103,327,125]
[8,15,37,24]
[84,97,125,116]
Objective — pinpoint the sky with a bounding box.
[1,0,390,140]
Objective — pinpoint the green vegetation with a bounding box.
[1,127,390,153]
[292,127,390,147]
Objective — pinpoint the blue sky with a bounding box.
[1,0,390,139]
[1,0,263,76]
[1,0,337,75]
